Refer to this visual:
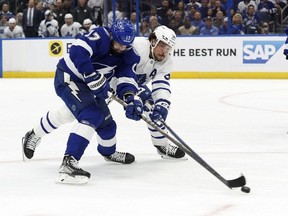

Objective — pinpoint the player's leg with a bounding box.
[138,86,185,159]
[54,71,99,183]
[22,105,75,159]
[95,97,135,164]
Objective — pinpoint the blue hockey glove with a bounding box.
[84,72,110,99]
[137,86,154,111]
[125,95,143,121]
[150,101,170,122]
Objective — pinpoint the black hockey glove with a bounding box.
[84,72,110,99]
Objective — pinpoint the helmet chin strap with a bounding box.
[150,39,164,61]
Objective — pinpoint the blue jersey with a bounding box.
[57,26,140,98]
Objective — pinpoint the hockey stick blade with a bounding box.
[227,174,246,188]
[110,94,246,189]
[161,120,247,189]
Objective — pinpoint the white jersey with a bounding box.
[38,19,59,37]
[3,25,25,38]
[132,37,173,104]
[79,24,98,35]
[61,22,82,37]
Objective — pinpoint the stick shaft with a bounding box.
[111,95,245,188]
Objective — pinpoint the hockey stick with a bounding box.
[160,120,246,189]
[111,94,246,189]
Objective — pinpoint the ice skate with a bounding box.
[155,143,186,160]
[56,155,91,184]
[22,130,41,160]
[104,151,135,164]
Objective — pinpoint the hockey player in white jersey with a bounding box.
[22,25,185,165]
[79,18,98,34]
[60,13,82,37]
[38,10,59,38]
[130,26,185,159]
[3,18,25,38]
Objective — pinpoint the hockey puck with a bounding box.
[241,186,250,193]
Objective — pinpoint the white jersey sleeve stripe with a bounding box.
[74,39,93,57]
[64,55,84,80]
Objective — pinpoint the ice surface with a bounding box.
[1,78,288,216]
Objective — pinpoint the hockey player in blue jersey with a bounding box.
[284,26,288,60]
[22,26,186,183]
[24,19,143,184]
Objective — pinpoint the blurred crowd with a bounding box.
[0,0,287,38]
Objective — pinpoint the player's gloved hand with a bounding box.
[45,21,52,28]
[124,95,143,121]
[150,101,170,122]
[137,86,154,111]
[84,72,110,99]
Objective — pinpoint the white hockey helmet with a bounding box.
[153,25,176,50]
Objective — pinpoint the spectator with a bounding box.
[149,15,160,32]
[3,17,25,38]
[186,0,201,9]
[219,17,238,34]
[63,0,74,14]
[260,21,270,33]
[257,0,278,23]
[212,0,226,17]
[61,13,81,37]
[38,9,59,37]
[72,0,93,26]
[36,1,44,15]
[168,18,180,34]
[107,2,123,27]
[174,1,188,20]
[209,0,217,11]
[221,0,234,15]
[16,12,23,27]
[191,11,205,31]
[0,13,8,26]
[53,0,67,32]
[144,5,162,25]
[22,0,43,37]
[232,12,245,34]
[139,20,151,36]
[0,3,14,21]
[87,0,103,25]
[162,8,174,26]
[242,4,261,34]
[199,16,219,35]
[213,10,225,29]
[237,0,257,14]
[178,16,198,35]
[199,0,209,19]
[157,0,171,22]
[130,12,140,32]
[0,14,8,37]
[87,0,104,9]
[207,8,214,18]
[186,4,197,21]
[172,10,184,30]
[80,18,97,34]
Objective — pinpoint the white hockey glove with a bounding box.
[84,72,110,99]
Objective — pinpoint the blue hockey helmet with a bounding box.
[110,19,135,46]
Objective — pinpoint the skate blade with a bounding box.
[55,173,89,185]
[160,155,188,160]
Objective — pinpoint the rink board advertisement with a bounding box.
[0,35,287,78]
